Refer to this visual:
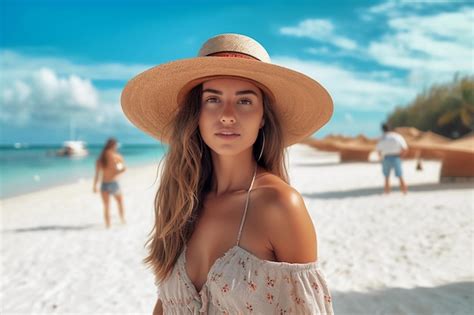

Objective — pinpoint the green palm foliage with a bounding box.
[387,74,474,139]
[437,79,474,129]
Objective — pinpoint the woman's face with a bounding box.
[198,77,265,156]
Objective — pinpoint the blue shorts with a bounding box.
[382,155,403,178]
[100,181,121,195]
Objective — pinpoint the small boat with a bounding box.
[56,140,89,157]
[13,143,28,149]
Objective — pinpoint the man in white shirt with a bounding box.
[376,123,408,194]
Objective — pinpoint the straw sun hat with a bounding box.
[121,33,333,146]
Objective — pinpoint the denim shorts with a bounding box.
[100,181,121,195]
[382,155,403,177]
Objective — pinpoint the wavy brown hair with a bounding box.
[143,81,290,285]
[97,138,117,168]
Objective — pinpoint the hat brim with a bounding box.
[121,57,333,147]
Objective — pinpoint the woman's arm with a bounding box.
[115,154,127,174]
[264,186,318,263]
[152,298,163,315]
[93,160,101,193]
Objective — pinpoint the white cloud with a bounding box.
[367,7,473,86]
[272,56,416,112]
[0,49,151,81]
[30,68,99,109]
[344,113,354,123]
[305,47,330,55]
[367,0,398,15]
[362,0,458,20]
[14,80,31,103]
[284,5,473,99]
[280,19,358,50]
[0,51,132,131]
[0,49,155,137]
[1,67,100,118]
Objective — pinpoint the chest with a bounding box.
[184,191,275,292]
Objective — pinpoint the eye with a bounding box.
[238,98,252,105]
[204,97,220,104]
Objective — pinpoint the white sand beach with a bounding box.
[1,144,473,314]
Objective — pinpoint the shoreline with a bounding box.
[0,147,456,201]
[0,144,329,201]
[0,160,161,201]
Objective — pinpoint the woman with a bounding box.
[121,34,334,314]
[93,138,127,229]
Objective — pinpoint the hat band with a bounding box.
[207,51,260,61]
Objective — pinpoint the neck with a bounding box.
[209,148,258,196]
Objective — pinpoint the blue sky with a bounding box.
[1,0,472,144]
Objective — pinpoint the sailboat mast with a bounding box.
[69,119,76,141]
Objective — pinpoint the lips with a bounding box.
[215,129,240,140]
[216,133,240,140]
[215,130,240,136]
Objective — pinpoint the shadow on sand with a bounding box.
[331,281,473,315]
[291,161,342,167]
[303,182,473,199]
[3,224,100,233]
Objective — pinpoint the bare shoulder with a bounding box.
[253,172,308,219]
[104,150,122,163]
[254,172,318,263]
[111,151,124,161]
[114,151,124,160]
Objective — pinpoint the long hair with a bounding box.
[143,82,289,285]
[98,138,117,168]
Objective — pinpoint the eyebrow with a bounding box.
[202,88,259,97]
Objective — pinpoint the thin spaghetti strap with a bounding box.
[236,163,258,246]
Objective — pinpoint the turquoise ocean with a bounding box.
[0,144,168,199]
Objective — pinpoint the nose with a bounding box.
[220,101,236,124]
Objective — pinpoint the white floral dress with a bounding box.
[156,165,334,314]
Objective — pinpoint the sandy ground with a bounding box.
[1,144,473,315]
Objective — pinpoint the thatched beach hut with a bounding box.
[301,134,352,152]
[335,135,377,162]
[439,134,474,181]
[408,131,451,160]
